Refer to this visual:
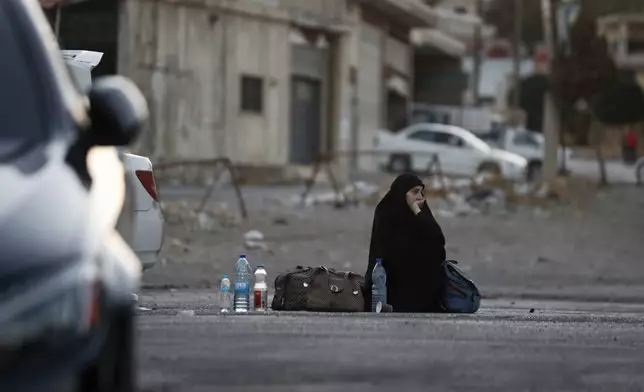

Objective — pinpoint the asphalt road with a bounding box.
[137,304,644,392]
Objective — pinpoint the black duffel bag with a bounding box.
[271,266,365,312]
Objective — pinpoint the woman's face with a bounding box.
[405,185,425,207]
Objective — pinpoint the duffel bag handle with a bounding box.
[307,266,329,286]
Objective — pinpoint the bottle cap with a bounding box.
[239,254,247,258]
[256,264,265,268]
[223,274,229,278]
[376,258,383,263]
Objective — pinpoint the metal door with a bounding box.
[289,76,322,164]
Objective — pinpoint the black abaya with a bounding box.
[364,174,447,313]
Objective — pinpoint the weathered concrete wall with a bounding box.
[118,0,291,165]
[232,16,290,165]
[278,0,348,29]
[357,20,384,172]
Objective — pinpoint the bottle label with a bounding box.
[221,286,230,293]
[235,281,248,292]
[254,290,267,310]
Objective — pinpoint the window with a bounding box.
[432,131,465,147]
[513,131,541,148]
[447,134,466,147]
[240,75,264,113]
[627,39,644,55]
[408,129,465,147]
[408,130,436,143]
[453,6,467,14]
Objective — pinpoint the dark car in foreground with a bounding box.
[0,0,149,391]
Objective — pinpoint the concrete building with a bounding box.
[116,0,435,174]
[117,0,350,167]
[344,1,436,171]
[598,13,644,89]
[596,14,644,160]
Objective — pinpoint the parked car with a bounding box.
[64,50,164,271]
[474,126,572,180]
[0,0,148,390]
[373,123,528,181]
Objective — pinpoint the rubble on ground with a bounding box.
[244,230,267,250]
[158,173,593,240]
[161,200,240,232]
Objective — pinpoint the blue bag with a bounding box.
[440,260,481,313]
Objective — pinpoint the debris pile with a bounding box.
[423,173,579,217]
[243,230,267,250]
[284,180,380,208]
[161,200,240,232]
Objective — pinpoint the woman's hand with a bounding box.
[411,199,424,215]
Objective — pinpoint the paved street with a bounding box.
[143,170,644,391]
[137,298,644,392]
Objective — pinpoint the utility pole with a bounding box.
[349,66,359,176]
[54,5,62,39]
[471,0,483,106]
[540,0,560,182]
[512,0,522,110]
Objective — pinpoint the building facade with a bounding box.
[117,0,348,167]
[116,0,435,173]
[345,0,435,171]
[598,13,644,88]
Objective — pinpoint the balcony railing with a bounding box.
[273,0,351,29]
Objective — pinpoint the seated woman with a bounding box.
[364,173,447,313]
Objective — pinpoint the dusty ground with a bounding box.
[143,177,644,302]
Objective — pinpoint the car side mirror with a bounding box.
[87,75,148,146]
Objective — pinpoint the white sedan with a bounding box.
[373,123,529,181]
[65,50,164,270]
[115,148,164,270]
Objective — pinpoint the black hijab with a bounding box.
[364,173,447,313]
[375,173,425,224]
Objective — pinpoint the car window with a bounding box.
[513,132,541,147]
[479,129,502,142]
[447,134,466,147]
[408,130,436,143]
[0,6,48,161]
[408,129,466,148]
[430,131,465,147]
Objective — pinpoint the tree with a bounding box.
[484,0,543,52]
[594,80,644,126]
[484,0,644,53]
[551,3,618,185]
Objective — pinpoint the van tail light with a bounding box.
[135,170,159,201]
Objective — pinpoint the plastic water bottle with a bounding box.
[234,255,252,312]
[219,274,232,313]
[371,258,387,313]
[253,265,268,311]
